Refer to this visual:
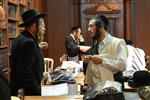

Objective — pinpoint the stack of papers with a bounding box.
[41,83,68,96]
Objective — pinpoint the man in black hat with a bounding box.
[84,15,128,87]
[10,9,47,96]
[128,70,150,88]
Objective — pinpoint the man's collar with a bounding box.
[70,33,77,42]
[22,30,35,39]
[101,32,110,45]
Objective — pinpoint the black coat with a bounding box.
[65,34,85,60]
[0,68,11,100]
[10,31,44,96]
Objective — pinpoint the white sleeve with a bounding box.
[101,40,128,73]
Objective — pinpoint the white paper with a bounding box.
[60,61,83,77]
[41,83,68,96]
[79,45,90,50]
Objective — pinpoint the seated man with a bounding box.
[84,15,128,87]
[123,40,148,78]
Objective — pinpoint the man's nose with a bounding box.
[88,27,91,32]
[43,27,45,32]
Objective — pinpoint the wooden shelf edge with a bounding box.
[8,36,17,39]
[0,25,7,29]
[8,0,18,5]
[84,10,121,14]
[19,3,27,7]
[8,17,19,22]
[0,45,8,49]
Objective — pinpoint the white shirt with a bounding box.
[85,33,128,87]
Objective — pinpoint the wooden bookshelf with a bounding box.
[0,0,34,80]
[0,2,9,79]
[7,0,29,52]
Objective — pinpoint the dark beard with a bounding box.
[92,28,100,40]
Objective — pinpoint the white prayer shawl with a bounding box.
[126,45,146,71]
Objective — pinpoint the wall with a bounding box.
[45,0,80,68]
[131,0,150,55]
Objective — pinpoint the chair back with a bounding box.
[44,58,54,73]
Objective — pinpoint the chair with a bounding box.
[44,58,54,73]
[42,58,54,85]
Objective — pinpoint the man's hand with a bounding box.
[79,46,90,53]
[78,34,84,42]
[39,42,48,50]
[83,55,92,63]
[91,56,103,64]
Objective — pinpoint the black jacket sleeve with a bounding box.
[65,36,80,57]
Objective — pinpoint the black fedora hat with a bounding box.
[128,71,150,88]
[18,9,47,27]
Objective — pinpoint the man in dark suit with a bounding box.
[10,9,47,96]
[65,26,88,62]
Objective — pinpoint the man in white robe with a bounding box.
[84,15,128,87]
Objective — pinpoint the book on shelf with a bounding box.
[0,48,8,71]
[19,5,26,16]
[8,22,16,37]
[0,30,4,46]
[8,4,17,18]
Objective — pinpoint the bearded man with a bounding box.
[10,9,47,96]
[84,15,128,87]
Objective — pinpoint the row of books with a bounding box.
[8,3,26,18]
[0,48,8,71]
[8,21,17,37]
[8,4,17,18]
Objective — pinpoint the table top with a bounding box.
[124,82,136,92]
[24,95,83,100]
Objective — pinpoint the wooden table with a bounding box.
[123,82,143,100]
[124,82,136,92]
[24,95,83,100]
[12,72,85,100]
